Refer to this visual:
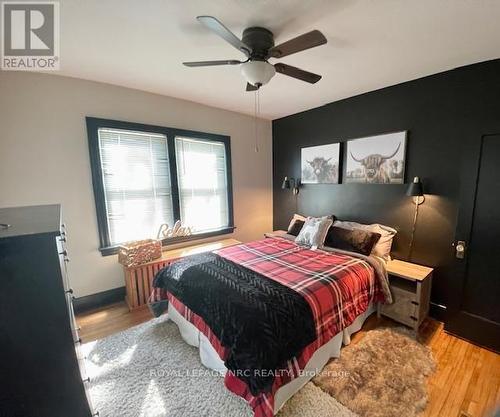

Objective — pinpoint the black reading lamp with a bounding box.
[406,176,425,260]
[282,176,300,213]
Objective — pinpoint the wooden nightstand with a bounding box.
[378,259,433,331]
[264,230,287,238]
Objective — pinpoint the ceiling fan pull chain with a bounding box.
[257,89,261,152]
[254,89,260,153]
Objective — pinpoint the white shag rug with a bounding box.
[83,315,357,417]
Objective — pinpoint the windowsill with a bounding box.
[99,226,236,256]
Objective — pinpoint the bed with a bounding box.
[149,234,391,417]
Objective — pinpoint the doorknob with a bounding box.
[453,240,466,259]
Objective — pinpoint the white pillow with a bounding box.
[333,220,397,261]
[295,216,333,248]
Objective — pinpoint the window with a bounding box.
[175,137,229,234]
[87,118,234,255]
[98,128,174,245]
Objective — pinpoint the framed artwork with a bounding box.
[301,143,340,184]
[345,131,407,184]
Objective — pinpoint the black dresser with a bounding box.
[0,204,95,417]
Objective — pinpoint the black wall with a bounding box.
[272,59,500,317]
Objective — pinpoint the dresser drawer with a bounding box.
[56,235,71,292]
[66,292,80,343]
[66,293,97,415]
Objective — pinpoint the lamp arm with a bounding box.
[408,199,419,261]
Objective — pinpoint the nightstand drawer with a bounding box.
[380,285,418,327]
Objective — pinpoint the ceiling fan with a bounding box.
[183,16,327,91]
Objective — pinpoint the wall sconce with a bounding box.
[406,176,425,260]
[282,176,300,195]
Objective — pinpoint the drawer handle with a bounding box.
[64,256,70,263]
[66,288,74,294]
[83,377,91,384]
[59,249,68,256]
[60,236,67,242]
[0,223,11,230]
[411,301,419,306]
[75,337,82,344]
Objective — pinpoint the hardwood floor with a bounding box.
[76,302,500,417]
[76,302,151,343]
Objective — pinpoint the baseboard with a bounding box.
[73,286,126,314]
[429,301,447,322]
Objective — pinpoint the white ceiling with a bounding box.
[58,0,500,120]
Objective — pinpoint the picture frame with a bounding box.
[344,131,407,184]
[301,143,340,184]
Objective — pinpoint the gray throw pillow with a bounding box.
[295,216,333,248]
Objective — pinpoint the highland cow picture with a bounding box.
[301,143,340,184]
[345,131,407,184]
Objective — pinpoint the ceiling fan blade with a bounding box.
[269,30,327,58]
[274,63,322,84]
[246,82,259,92]
[183,60,243,67]
[197,16,251,56]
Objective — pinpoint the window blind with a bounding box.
[98,128,174,245]
[175,136,229,233]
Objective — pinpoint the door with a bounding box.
[445,134,500,352]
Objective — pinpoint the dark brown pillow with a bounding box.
[324,226,381,256]
[287,219,305,236]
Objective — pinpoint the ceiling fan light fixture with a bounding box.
[241,61,276,87]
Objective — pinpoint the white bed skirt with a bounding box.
[167,302,376,415]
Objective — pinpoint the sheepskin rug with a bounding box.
[313,327,436,417]
[82,315,356,417]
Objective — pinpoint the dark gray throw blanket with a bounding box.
[153,252,316,395]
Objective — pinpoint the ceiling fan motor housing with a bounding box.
[242,27,274,59]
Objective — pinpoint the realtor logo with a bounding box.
[1,1,60,70]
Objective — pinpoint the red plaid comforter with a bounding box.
[150,237,385,417]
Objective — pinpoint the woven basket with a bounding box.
[118,239,162,268]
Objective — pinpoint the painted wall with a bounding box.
[272,59,500,317]
[0,72,273,297]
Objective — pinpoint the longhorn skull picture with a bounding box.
[345,131,407,184]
